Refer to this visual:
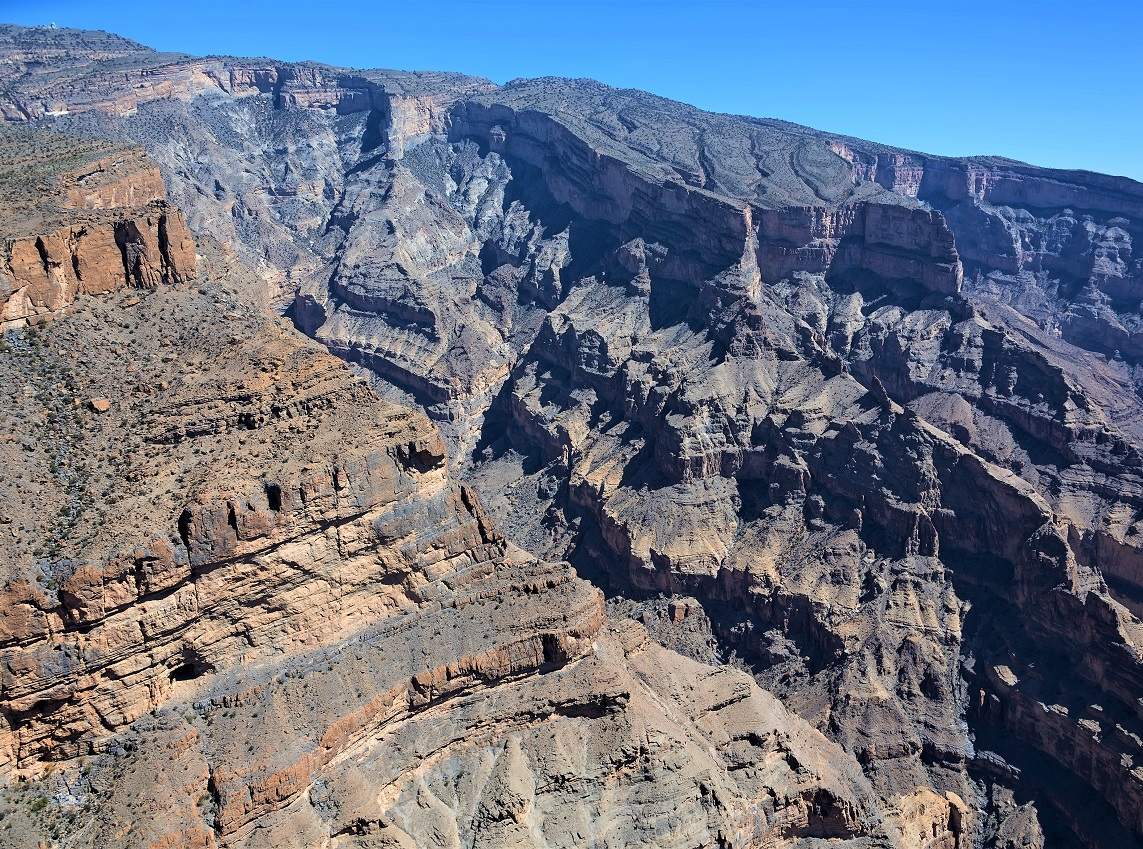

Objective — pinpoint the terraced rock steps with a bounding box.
[2,23,1143,849]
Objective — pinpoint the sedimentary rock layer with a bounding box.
[2,23,1143,849]
[0,126,925,849]
[0,125,195,326]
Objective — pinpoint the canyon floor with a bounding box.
[1,23,1142,849]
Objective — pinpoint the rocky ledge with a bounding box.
[0,125,195,327]
[0,125,947,849]
[2,23,1143,849]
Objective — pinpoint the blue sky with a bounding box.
[6,0,1142,180]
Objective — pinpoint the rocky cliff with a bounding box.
[0,111,939,849]
[0,125,195,327]
[2,22,1142,849]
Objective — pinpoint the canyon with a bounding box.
[0,23,1141,849]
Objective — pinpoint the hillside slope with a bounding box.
[2,24,1142,849]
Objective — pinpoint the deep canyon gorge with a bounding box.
[0,23,1142,849]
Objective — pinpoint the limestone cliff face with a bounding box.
[450,98,964,297]
[0,124,930,849]
[0,204,195,325]
[0,136,196,327]
[60,154,168,210]
[3,24,1143,849]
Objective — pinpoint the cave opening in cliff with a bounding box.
[169,649,216,684]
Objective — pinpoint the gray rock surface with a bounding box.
[2,22,1143,849]
[0,121,920,849]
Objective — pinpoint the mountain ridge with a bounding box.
[5,23,1143,187]
[1,22,1142,849]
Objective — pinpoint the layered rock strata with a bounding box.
[0,127,930,849]
[0,125,195,327]
[2,23,1143,849]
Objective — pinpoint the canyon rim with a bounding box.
[0,20,1142,849]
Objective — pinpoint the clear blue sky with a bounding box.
[6,0,1142,180]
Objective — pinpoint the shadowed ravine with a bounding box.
[1,23,1142,849]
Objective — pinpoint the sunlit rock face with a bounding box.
[2,22,1143,849]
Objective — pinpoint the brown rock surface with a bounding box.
[0,124,196,327]
[0,123,920,849]
[2,23,1143,849]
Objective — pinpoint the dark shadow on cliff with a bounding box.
[950,551,1142,849]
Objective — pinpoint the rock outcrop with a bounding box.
[0,125,195,327]
[2,23,1143,849]
[0,121,930,849]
